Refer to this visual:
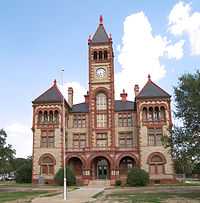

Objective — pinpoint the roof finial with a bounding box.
[148,74,151,80]
[100,15,103,24]
[123,89,125,93]
[53,79,57,86]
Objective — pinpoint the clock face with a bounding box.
[96,67,106,78]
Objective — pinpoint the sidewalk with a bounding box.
[32,186,104,203]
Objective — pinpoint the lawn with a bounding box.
[105,192,200,203]
[0,191,48,203]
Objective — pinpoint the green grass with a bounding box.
[0,191,48,203]
[107,192,200,203]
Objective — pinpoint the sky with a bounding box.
[0,0,200,158]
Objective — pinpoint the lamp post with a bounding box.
[61,68,67,200]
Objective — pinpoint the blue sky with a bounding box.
[0,0,200,157]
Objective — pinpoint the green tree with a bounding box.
[0,129,16,174]
[171,71,200,173]
[15,157,32,183]
[54,167,76,186]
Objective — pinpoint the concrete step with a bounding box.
[88,180,110,187]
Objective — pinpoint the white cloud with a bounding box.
[58,82,87,104]
[5,123,32,158]
[116,12,184,100]
[168,1,200,55]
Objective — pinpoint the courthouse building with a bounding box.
[32,16,175,185]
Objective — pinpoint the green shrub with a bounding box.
[54,167,76,186]
[115,179,122,186]
[16,163,32,183]
[127,168,149,186]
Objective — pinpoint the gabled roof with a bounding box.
[91,16,110,43]
[32,80,65,104]
[136,75,171,99]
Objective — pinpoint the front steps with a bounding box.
[88,179,110,187]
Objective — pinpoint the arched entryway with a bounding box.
[68,157,83,176]
[119,156,136,175]
[91,157,110,180]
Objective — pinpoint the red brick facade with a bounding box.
[32,16,175,185]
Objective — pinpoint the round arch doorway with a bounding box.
[92,157,110,180]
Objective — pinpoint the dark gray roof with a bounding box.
[137,80,170,99]
[92,24,109,43]
[33,82,64,104]
[71,103,89,113]
[71,100,135,113]
[115,100,135,112]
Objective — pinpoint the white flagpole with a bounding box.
[61,68,67,200]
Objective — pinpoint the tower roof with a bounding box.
[136,75,171,99]
[91,15,110,43]
[32,80,66,104]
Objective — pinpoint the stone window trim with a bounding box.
[72,133,86,149]
[73,113,86,128]
[40,130,55,148]
[38,153,56,176]
[92,49,108,61]
[147,128,163,146]
[147,152,166,175]
[96,133,108,148]
[118,112,133,127]
[37,109,60,125]
[118,131,134,148]
[142,106,166,122]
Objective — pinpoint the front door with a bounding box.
[97,159,108,179]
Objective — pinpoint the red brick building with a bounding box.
[32,16,175,185]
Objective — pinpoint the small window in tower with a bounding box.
[104,51,108,59]
[93,51,97,60]
[99,51,103,60]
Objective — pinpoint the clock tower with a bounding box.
[88,16,115,149]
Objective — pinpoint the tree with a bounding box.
[15,157,32,183]
[0,129,16,175]
[127,168,149,186]
[54,167,76,186]
[171,71,200,173]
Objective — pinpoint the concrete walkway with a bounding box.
[32,186,104,203]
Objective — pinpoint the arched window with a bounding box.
[148,107,153,121]
[99,51,103,60]
[44,111,48,123]
[154,107,160,121]
[96,93,107,110]
[104,50,108,59]
[38,111,43,123]
[142,107,147,121]
[49,111,53,123]
[40,155,55,175]
[148,153,165,175]
[93,51,97,60]
[119,157,135,175]
[54,110,59,123]
[160,106,166,121]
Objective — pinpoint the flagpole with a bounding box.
[61,68,67,200]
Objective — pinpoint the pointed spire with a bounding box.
[148,74,151,81]
[100,15,103,24]
[91,15,110,43]
[53,79,57,86]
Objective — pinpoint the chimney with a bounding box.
[120,89,127,102]
[68,87,73,107]
[134,84,139,97]
[84,91,89,104]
